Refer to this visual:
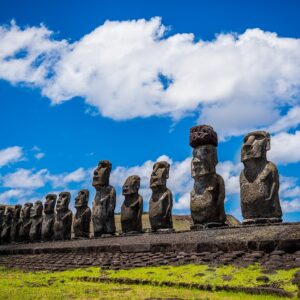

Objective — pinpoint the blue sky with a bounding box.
[1,0,300,221]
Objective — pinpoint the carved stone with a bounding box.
[54,192,73,240]
[121,175,143,233]
[1,207,14,243]
[29,201,43,242]
[240,131,282,224]
[73,189,91,238]
[10,204,22,243]
[149,161,173,232]
[92,160,116,237]
[19,203,33,242]
[41,194,57,241]
[0,205,5,242]
[190,125,226,229]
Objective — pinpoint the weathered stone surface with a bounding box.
[10,205,22,243]
[73,189,91,238]
[0,207,14,243]
[240,131,282,224]
[121,175,143,233]
[19,203,33,242]
[41,194,56,242]
[0,205,5,242]
[190,125,226,227]
[149,161,173,231]
[92,160,116,236]
[53,192,73,241]
[29,201,43,242]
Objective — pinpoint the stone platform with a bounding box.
[1,223,300,271]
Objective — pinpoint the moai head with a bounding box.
[75,189,89,208]
[21,203,33,219]
[241,131,270,163]
[44,194,57,214]
[13,204,22,219]
[4,207,14,223]
[56,192,71,212]
[190,125,218,179]
[122,175,140,196]
[92,160,112,189]
[31,201,43,218]
[150,161,170,190]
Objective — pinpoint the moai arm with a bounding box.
[137,195,143,223]
[164,190,173,219]
[264,163,279,202]
[108,188,116,216]
[217,175,226,222]
[62,210,73,221]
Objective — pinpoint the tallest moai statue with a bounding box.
[189,125,226,229]
[240,131,282,224]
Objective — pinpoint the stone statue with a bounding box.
[149,161,173,232]
[121,175,143,233]
[240,131,282,224]
[29,201,43,242]
[10,204,22,243]
[73,189,91,238]
[189,125,226,229]
[53,192,73,240]
[19,203,33,242]
[41,194,57,241]
[92,160,116,237]
[1,207,14,243]
[0,205,5,242]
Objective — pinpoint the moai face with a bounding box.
[31,201,43,218]
[13,205,22,219]
[150,161,170,189]
[75,189,89,208]
[192,145,217,178]
[122,175,140,195]
[44,194,57,214]
[56,192,71,212]
[21,203,33,219]
[92,160,112,188]
[241,131,270,163]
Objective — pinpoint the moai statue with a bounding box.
[53,192,73,240]
[41,194,57,241]
[121,175,143,233]
[240,131,282,224]
[92,160,116,237]
[29,201,43,242]
[10,204,22,243]
[0,205,5,242]
[73,189,91,238]
[149,161,173,232]
[189,125,226,229]
[1,207,14,243]
[19,203,33,242]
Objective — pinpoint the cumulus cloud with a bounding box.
[1,19,300,137]
[0,146,23,168]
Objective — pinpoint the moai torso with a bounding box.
[19,203,33,242]
[1,208,14,243]
[10,205,22,243]
[41,194,57,241]
[92,160,116,236]
[29,201,43,242]
[189,125,226,228]
[149,161,173,231]
[73,189,91,238]
[240,131,282,224]
[54,192,73,240]
[121,175,143,233]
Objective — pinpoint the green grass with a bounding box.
[0,264,298,299]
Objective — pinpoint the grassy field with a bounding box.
[0,263,299,299]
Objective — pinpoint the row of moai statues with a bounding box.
[0,124,283,244]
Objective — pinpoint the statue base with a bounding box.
[243,218,283,225]
[191,222,227,230]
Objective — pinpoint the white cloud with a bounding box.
[60,167,88,184]
[0,146,23,168]
[1,19,300,137]
[269,131,300,165]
